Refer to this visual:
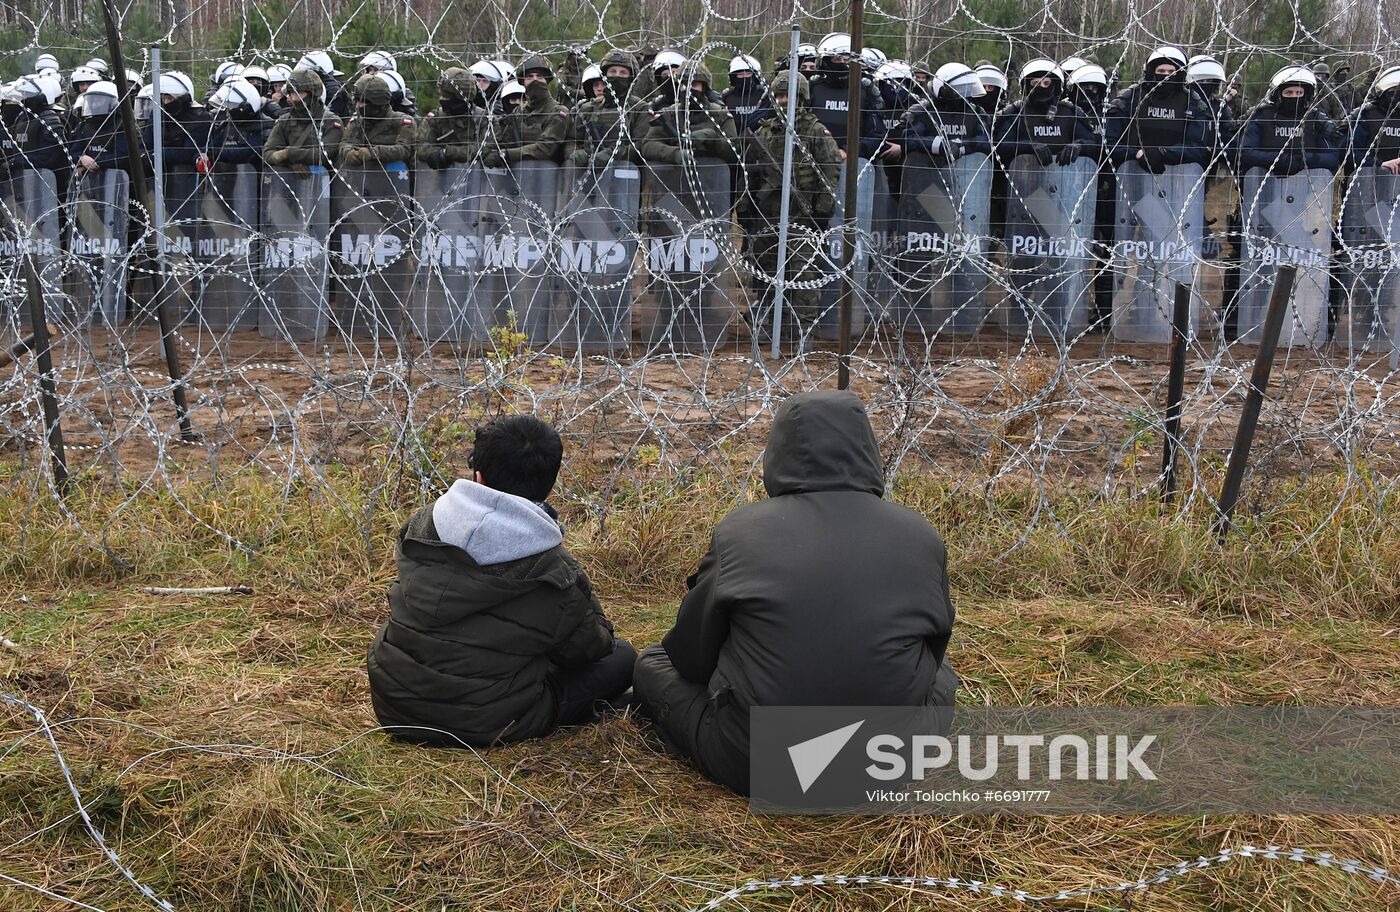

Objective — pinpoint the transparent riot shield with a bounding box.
[196,164,261,332]
[1339,168,1400,352]
[66,168,130,327]
[150,162,202,324]
[866,162,898,321]
[484,160,562,345]
[413,163,490,344]
[260,166,332,342]
[1110,162,1205,343]
[556,162,642,353]
[641,158,734,350]
[816,157,875,339]
[1003,154,1097,340]
[1237,168,1332,348]
[894,151,993,337]
[1,169,62,334]
[333,161,415,340]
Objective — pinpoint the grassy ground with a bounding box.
[1,461,1398,911]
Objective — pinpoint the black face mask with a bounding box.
[163,95,190,116]
[1028,82,1058,105]
[606,75,631,102]
[1276,93,1307,118]
[689,87,709,106]
[821,60,849,84]
[441,95,470,116]
[974,90,1000,114]
[730,74,754,92]
[655,78,678,104]
[1075,85,1104,110]
[2,104,20,128]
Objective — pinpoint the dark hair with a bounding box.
[468,415,563,502]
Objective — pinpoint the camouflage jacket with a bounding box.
[744,107,840,223]
[640,99,739,164]
[339,112,416,166]
[567,95,650,166]
[417,108,486,165]
[490,95,570,163]
[263,100,343,167]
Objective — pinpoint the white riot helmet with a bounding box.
[728,54,761,76]
[1144,45,1189,77]
[817,32,853,59]
[933,62,986,99]
[652,49,687,74]
[860,47,887,71]
[35,53,60,74]
[974,62,1007,91]
[208,77,264,113]
[376,69,407,99]
[1186,55,1226,85]
[581,64,603,87]
[213,61,243,86]
[158,71,195,99]
[135,83,154,120]
[797,43,818,62]
[1061,55,1089,75]
[1370,65,1400,96]
[1,81,20,105]
[1268,64,1316,104]
[876,61,914,83]
[126,68,143,89]
[500,80,525,102]
[296,51,334,76]
[470,60,507,84]
[1069,63,1108,88]
[492,59,517,81]
[266,64,292,86]
[241,65,269,87]
[1019,57,1064,89]
[82,80,119,117]
[17,73,64,106]
[359,51,397,72]
[84,58,110,76]
[70,66,102,90]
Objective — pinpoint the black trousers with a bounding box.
[549,637,637,726]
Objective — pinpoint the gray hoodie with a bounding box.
[432,479,562,565]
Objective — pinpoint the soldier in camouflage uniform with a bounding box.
[338,73,416,167]
[263,68,343,173]
[416,67,485,168]
[566,47,649,167]
[482,54,570,166]
[742,71,840,334]
[640,62,739,166]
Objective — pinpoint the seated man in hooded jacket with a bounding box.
[633,390,958,796]
[368,415,635,747]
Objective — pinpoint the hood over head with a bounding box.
[763,390,885,497]
[432,479,563,565]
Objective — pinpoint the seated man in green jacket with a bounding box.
[368,415,634,746]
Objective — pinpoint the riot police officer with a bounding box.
[1106,46,1213,174]
[722,54,771,136]
[807,32,888,161]
[482,55,569,166]
[338,73,416,168]
[263,68,344,173]
[417,67,485,169]
[994,58,1099,166]
[68,81,131,175]
[4,73,69,183]
[202,77,269,170]
[902,63,993,161]
[567,48,648,167]
[1347,65,1400,173]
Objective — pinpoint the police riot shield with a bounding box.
[66,168,130,327]
[150,162,203,325]
[196,164,261,332]
[333,162,415,340]
[259,167,332,342]
[1110,163,1205,343]
[1339,168,1400,352]
[894,151,993,337]
[412,164,490,344]
[866,163,898,320]
[1237,168,1332,348]
[1,169,62,334]
[1003,154,1097,339]
[556,162,642,352]
[475,161,562,346]
[641,158,733,350]
[816,157,875,339]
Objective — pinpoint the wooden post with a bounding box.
[1160,283,1191,502]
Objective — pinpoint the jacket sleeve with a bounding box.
[960,113,991,156]
[1105,93,1135,165]
[23,114,71,172]
[1073,113,1101,159]
[288,120,341,166]
[1233,116,1272,172]
[1306,118,1343,172]
[547,560,615,669]
[660,538,728,684]
[370,119,416,164]
[901,108,938,155]
[1158,109,1212,166]
[1346,112,1376,170]
[695,109,739,162]
[993,107,1029,161]
[640,114,681,164]
[506,108,569,163]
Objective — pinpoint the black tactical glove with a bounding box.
[1031,142,1055,166]
[1055,142,1082,165]
[421,148,447,169]
[1141,146,1166,174]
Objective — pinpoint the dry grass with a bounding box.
[1,459,1398,911]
